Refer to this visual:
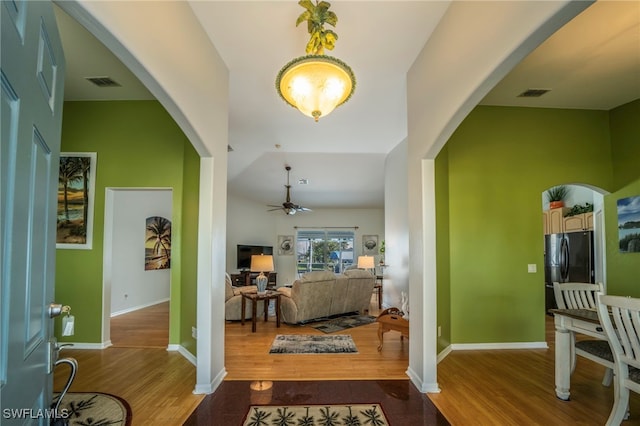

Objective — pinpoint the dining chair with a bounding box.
[596,294,640,425]
[553,282,613,386]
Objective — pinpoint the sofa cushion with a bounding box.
[301,271,336,282]
[344,269,373,278]
[225,273,234,301]
[277,287,292,298]
[234,285,258,296]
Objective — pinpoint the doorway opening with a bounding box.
[102,188,172,348]
[542,183,609,316]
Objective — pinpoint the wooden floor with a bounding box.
[110,301,169,348]
[55,298,640,425]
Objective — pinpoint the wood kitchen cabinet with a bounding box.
[563,212,594,232]
[545,207,570,234]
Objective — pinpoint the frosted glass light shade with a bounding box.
[276,55,355,122]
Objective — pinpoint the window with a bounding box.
[296,229,355,275]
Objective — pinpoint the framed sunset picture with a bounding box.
[56,152,96,249]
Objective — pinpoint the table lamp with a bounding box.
[357,255,375,274]
[251,254,274,294]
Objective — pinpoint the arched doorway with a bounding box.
[542,183,609,314]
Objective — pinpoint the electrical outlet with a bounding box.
[192,326,197,339]
[437,326,442,337]
[527,264,537,273]
[124,293,128,299]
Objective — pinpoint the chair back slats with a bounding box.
[595,294,640,425]
[607,299,640,370]
[554,282,603,310]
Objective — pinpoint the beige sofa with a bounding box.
[277,269,375,324]
[224,273,264,320]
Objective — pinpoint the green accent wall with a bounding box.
[605,99,640,296]
[440,106,615,344]
[609,99,640,189]
[180,141,200,355]
[435,145,451,352]
[55,100,199,347]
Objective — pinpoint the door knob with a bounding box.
[48,303,71,318]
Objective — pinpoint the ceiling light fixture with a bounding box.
[276,0,355,122]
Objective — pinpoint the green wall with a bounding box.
[440,106,615,344]
[180,142,200,355]
[609,100,640,189]
[435,145,451,352]
[605,99,640,296]
[55,100,199,347]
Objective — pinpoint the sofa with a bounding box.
[224,273,264,320]
[277,269,375,324]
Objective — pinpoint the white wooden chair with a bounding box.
[553,282,613,386]
[596,294,640,425]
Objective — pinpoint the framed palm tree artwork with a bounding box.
[56,152,97,249]
[145,216,171,270]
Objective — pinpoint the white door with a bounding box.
[1,0,65,423]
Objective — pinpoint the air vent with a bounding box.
[517,88,550,98]
[85,76,121,87]
[227,145,234,152]
[298,179,308,185]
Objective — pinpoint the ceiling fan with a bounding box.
[268,166,312,215]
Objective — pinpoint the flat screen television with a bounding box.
[237,244,273,270]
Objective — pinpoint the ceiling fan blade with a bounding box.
[267,207,284,211]
[267,204,282,208]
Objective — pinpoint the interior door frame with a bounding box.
[101,187,173,347]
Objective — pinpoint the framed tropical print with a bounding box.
[56,152,97,249]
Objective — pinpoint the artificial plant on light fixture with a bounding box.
[276,0,356,122]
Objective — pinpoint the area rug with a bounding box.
[242,404,388,426]
[308,314,376,333]
[52,392,132,425]
[269,334,358,354]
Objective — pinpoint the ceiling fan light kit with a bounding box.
[267,166,312,215]
[276,0,356,122]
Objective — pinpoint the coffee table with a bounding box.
[241,291,281,333]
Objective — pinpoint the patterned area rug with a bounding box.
[52,392,132,425]
[269,334,358,354]
[242,404,388,426]
[308,314,376,333]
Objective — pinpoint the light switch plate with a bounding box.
[527,264,537,273]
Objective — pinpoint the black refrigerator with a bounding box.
[544,231,595,313]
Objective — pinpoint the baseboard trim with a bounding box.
[167,344,197,366]
[437,345,452,363]
[451,341,548,350]
[406,366,440,393]
[59,341,112,350]
[193,368,227,395]
[111,298,170,317]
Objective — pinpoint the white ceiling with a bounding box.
[55,1,640,212]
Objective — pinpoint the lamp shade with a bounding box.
[357,255,375,270]
[250,254,274,272]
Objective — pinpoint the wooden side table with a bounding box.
[241,291,281,333]
[376,307,409,351]
[374,275,383,309]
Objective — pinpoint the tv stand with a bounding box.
[230,271,277,287]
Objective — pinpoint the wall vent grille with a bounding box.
[517,88,550,98]
[85,76,121,87]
